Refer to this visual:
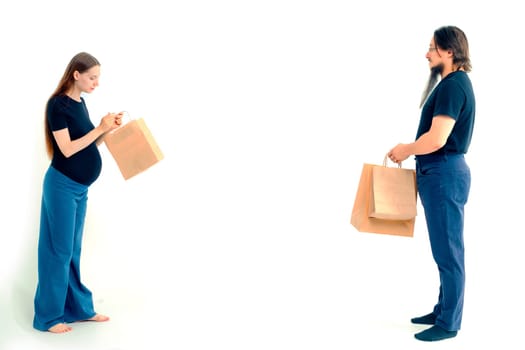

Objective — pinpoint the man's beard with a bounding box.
[420,64,444,108]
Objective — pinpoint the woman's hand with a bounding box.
[114,111,124,126]
[99,112,123,132]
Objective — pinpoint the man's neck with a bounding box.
[441,65,463,79]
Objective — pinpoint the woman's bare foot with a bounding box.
[48,323,72,333]
[87,314,110,322]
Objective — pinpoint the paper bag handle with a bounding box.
[383,154,402,168]
[118,110,132,123]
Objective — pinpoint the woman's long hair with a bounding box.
[44,52,100,159]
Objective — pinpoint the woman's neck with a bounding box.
[66,88,82,102]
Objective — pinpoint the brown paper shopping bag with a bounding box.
[104,116,164,180]
[369,157,417,220]
[350,157,417,237]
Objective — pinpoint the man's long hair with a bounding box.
[420,26,472,108]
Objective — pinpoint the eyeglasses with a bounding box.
[428,47,438,52]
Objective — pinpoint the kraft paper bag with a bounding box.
[369,158,417,220]
[104,117,164,180]
[350,158,416,237]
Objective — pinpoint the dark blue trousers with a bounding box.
[33,166,96,331]
[416,154,471,331]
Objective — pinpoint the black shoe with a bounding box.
[411,312,436,325]
[414,325,457,342]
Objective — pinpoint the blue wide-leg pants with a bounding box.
[416,154,471,332]
[33,166,96,331]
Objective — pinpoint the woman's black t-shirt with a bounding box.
[47,95,102,186]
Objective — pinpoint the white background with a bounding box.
[1,1,523,349]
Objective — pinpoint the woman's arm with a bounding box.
[53,113,119,158]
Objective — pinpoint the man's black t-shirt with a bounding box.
[416,70,476,158]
